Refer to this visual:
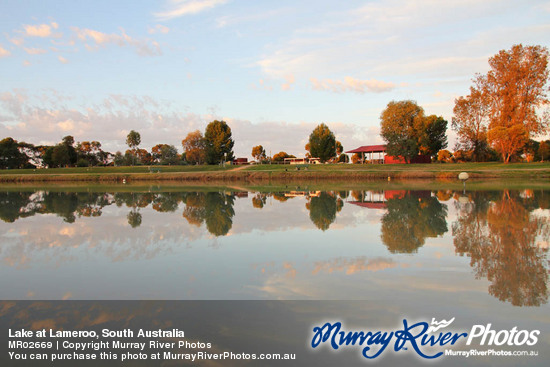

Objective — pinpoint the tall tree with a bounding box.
[452,81,491,161]
[251,145,266,162]
[308,123,336,163]
[481,44,549,163]
[204,120,235,165]
[61,135,77,166]
[182,130,207,165]
[420,115,448,158]
[126,130,141,165]
[380,100,425,163]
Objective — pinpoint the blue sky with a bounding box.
[1,0,549,158]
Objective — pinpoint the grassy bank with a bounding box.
[0,162,549,183]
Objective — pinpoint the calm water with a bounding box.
[1,185,549,366]
[0,185,548,305]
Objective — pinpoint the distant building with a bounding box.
[233,158,248,165]
[283,157,321,164]
[345,145,430,164]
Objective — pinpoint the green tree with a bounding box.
[126,130,141,165]
[420,115,448,158]
[380,100,425,163]
[480,44,549,163]
[152,144,179,165]
[204,120,234,165]
[60,135,77,166]
[251,145,266,162]
[51,144,72,167]
[308,123,336,163]
[0,137,27,169]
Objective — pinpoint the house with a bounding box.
[233,158,248,165]
[345,145,431,164]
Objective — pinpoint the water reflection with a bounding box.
[453,190,549,306]
[0,187,548,306]
[381,191,448,253]
[306,192,344,231]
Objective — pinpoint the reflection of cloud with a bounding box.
[255,276,319,300]
[31,319,57,330]
[312,257,398,275]
[62,292,72,300]
[282,262,297,279]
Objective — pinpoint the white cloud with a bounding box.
[22,22,61,38]
[0,90,377,158]
[24,47,47,55]
[71,27,162,56]
[9,38,24,46]
[0,45,11,57]
[281,75,295,91]
[310,76,395,94]
[148,24,170,34]
[155,0,229,20]
[57,119,75,131]
[58,56,68,64]
[23,23,53,37]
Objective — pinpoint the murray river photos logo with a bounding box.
[310,318,540,360]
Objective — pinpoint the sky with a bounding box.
[0,0,549,158]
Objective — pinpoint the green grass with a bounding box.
[0,162,548,183]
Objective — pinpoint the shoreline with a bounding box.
[0,164,549,183]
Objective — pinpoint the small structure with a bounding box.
[346,145,386,164]
[283,157,321,165]
[346,144,431,164]
[233,158,248,165]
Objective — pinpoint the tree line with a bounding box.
[0,120,236,169]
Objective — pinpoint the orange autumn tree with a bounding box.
[481,45,549,163]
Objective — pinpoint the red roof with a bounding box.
[346,145,386,153]
[348,201,387,209]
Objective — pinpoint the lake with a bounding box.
[0,183,548,366]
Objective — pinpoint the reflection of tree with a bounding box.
[381,192,448,253]
[272,193,289,202]
[205,192,235,236]
[181,192,235,236]
[152,193,181,212]
[182,192,207,227]
[453,191,549,306]
[306,192,343,231]
[127,210,142,228]
[252,193,267,209]
[0,192,35,222]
